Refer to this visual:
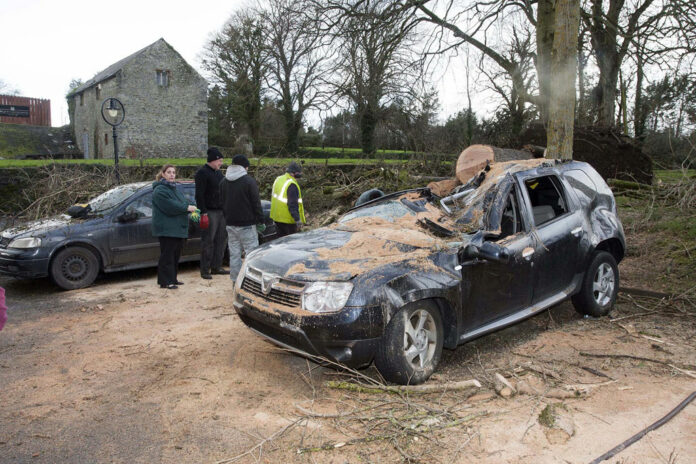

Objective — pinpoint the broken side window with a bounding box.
[499,187,522,239]
[524,175,568,227]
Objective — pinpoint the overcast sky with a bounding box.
[1,0,473,128]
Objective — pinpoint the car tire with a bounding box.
[571,251,619,317]
[50,246,100,290]
[375,300,444,385]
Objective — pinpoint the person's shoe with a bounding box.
[175,280,184,285]
[201,273,213,280]
[160,284,178,289]
[211,268,228,275]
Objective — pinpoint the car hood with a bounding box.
[247,201,462,282]
[1,214,79,239]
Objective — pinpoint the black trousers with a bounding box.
[275,221,298,237]
[157,236,184,286]
[200,209,227,273]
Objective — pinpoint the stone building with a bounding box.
[68,38,207,159]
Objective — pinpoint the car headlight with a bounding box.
[8,237,42,249]
[235,261,247,290]
[302,282,353,313]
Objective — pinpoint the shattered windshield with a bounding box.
[339,200,415,224]
[88,183,148,213]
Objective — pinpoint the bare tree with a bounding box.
[582,0,673,128]
[409,0,580,157]
[202,10,267,145]
[476,26,537,142]
[317,0,424,154]
[262,0,330,153]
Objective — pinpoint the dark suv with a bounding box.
[233,159,625,384]
[0,181,276,290]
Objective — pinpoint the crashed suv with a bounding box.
[233,159,625,384]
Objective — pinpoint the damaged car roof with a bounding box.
[283,159,556,280]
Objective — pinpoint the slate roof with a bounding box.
[67,38,168,96]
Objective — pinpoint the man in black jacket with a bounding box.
[220,154,266,283]
[195,147,227,279]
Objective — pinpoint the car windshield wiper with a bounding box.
[417,218,455,237]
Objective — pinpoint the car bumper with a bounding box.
[0,249,50,278]
[233,289,384,368]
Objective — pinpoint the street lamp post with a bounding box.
[100,98,125,184]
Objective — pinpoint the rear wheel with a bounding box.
[50,246,99,290]
[375,300,443,385]
[571,251,619,317]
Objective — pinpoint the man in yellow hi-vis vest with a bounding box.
[270,161,306,237]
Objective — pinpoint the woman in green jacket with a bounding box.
[152,164,197,289]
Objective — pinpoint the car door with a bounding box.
[179,183,202,258]
[519,173,584,303]
[460,184,536,332]
[108,190,160,267]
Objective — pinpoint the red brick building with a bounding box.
[0,95,51,126]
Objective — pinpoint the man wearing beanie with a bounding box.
[195,147,227,279]
[219,154,266,283]
[270,161,305,237]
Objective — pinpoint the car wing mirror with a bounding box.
[458,241,510,265]
[117,211,139,223]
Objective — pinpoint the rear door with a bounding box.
[519,173,584,303]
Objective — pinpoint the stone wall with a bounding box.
[71,39,207,160]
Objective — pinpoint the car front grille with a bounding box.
[241,267,305,308]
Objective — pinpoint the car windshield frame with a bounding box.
[88,183,148,214]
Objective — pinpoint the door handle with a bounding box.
[522,247,535,260]
[571,227,583,237]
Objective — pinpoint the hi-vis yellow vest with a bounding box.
[270,173,305,224]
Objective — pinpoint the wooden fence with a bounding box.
[0,95,51,126]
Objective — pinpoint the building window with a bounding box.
[156,70,170,87]
[96,86,101,99]
[105,133,108,145]
[79,93,84,106]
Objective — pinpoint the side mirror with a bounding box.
[117,211,139,223]
[460,241,510,264]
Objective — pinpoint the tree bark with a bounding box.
[536,0,556,124]
[546,0,581,159]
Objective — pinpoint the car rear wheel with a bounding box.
[51,246,99,290]
[571,251,619,317]
[375,300,443,385]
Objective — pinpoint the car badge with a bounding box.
[261,274,276,295]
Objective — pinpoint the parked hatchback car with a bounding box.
[0,181,277,290]
[233,159,625,384]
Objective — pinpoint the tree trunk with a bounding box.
[359,105,378,155]
[536,0,556,123]
[619,70,628,133]
[283,104,299,153]
[633,45,646,138]
[546,0,580,160]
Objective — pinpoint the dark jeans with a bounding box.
[200,210,227,273]
[275,221,298,237]
[158,236,184,286]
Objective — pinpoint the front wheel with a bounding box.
[50,246,100,290]
[375,300,444,385]
[571,251,619,317]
